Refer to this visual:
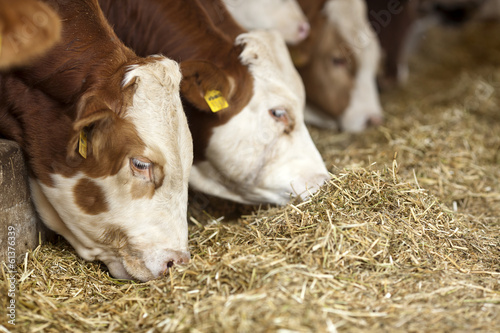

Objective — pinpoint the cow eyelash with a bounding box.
[132,158,151,170]
[269,108,291,132]
[270,108,287,119]
[130,157,154,182]
[332,57,348,66]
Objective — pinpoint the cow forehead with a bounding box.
[236,31,305,107]
[123,57,191,167]
[124,57,183,132]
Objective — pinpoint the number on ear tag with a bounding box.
[204,90,229,113]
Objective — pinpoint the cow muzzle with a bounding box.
[106,248,191,282]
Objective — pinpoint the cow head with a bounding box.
[183,30,329,205]
[223,0,310,45]
[294,0,384,132]
[30,57,193,281]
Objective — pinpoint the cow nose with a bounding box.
[161,250,190,275]
[294,173,331,200]
[367,114,384,128]
[297,22,310,41]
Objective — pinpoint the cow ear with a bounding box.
[68,93,116,159]
[180,60,233,112]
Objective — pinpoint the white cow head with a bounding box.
[189,31,330,205]
[223,0,310,45]
[30,57,193,282]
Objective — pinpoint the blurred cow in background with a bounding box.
[222,0,384,133]
[0,0,61,69]
[222,0,310,45]
[367,0,494,88]
[289,0,384,132]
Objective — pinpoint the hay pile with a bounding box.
[1,21,500,332]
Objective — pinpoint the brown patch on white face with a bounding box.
[73,178,109,215]
[99,226,155,281]
[298,21,357,118]
[129,156,165,200]
[99,225,129,250]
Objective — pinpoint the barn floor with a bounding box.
[1,21,500,332]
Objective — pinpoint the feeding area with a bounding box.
[1,18,500,333]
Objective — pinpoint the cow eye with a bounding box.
[270,108,288,120]
[130,157,153,181]
[332,57,347,66]
[269,108,290,129]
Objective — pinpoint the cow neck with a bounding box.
[196,0,247,41]
[15,0,139,107]
[0,0,146,186]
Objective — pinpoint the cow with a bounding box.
[367,0,488,88]
[0,0,193,282]
[99,0,330,206]
[221,0,310,45]
[475,0,500,20]
[288,0,384,132]
[0,0,61,69]
[365,0,419,88]
[420,0,487,22]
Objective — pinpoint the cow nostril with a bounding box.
[367,115,384,128]
[297,22,310,39]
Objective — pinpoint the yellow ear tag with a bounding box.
[78,130,88,159]
[204,90,229,113]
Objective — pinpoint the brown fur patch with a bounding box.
[73,178,109,215]
[366,0,418,88]
[300,24,357,118]
[292,0,358,119]
[130,182,155,200]
[99,226,129,249]
[99,226,153,280]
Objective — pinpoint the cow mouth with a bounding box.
[102,247,191,282]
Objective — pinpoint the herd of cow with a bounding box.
[0,0,495,281]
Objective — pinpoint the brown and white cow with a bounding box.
[222,0,310,45]
[0,0,193,282]
[99,0,330,205]
[475,0,500,19]
[365,0,419,88]
[289,0,384,132]
[0,0,61,69]
[367,0,493,89]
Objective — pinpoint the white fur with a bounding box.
[321,0,384,132]
[189,31,329,205]
[223,0,309,44]
[30,57,193,281]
